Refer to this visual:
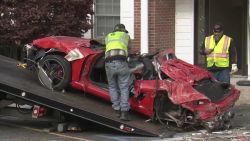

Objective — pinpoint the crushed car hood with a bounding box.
[160,59,213,84]
[32,36,90,53]
[157,50,236,104]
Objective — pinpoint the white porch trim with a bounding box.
[140,0,149,54]
[121,0,134,39]
[175,0,194,64]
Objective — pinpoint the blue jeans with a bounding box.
[105,60,130,111]
[210,69,230,83]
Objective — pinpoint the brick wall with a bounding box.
[133,0,175,54]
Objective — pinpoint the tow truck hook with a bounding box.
[16,63,27,69]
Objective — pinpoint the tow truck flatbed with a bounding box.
[0,55,170,137]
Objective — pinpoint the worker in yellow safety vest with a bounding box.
[200,22,238,83]
[105,24,131,121]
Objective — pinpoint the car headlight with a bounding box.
[23,44,35,54]
[65,48,84,61]
[23,44,37,62]
[24,44,33,50]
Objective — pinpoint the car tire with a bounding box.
[38,55,71,90]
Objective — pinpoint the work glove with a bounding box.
[230,64,238,74]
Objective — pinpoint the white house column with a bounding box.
[140,0,148,54]
[120,0,134,39]
[175,0,194,64]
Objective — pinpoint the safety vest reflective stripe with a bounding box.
[222,36,229,54]
[205,36,211,49]
[207,36,230,58]
[207,53,229,58]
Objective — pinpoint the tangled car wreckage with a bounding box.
[23,36,240,131]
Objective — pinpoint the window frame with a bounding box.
[94,0,120,38]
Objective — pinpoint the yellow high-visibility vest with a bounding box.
[205,35,231,67]
[105,31,129,56]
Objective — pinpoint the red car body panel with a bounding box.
[30,36,240,122]
[157,52,240,120]
[181,87,240,120]
[33,36,101,83]
[33,36,90,53]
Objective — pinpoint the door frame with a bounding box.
[194,0,248,75]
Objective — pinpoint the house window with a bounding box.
[94,0,120,38]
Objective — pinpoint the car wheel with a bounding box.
[38,55,71,90]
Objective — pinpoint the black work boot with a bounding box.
[120,111,130,121]
[115,110,121,118]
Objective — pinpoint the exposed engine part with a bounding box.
[153,91,193,128]
[164,112,183,127]
[152,56,162,80]
[203,111,235,131]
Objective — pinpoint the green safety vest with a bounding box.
[105,31,129,56]
[205,35,231,68]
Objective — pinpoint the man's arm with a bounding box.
[200,40,213,55]
[200,41,206,55]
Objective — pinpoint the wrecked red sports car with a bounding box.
[23,36,240,130]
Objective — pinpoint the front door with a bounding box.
[195,0,248,75]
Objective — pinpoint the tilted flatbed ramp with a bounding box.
[0,55,170,137]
